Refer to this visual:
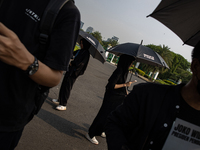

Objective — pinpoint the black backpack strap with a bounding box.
[34,0,70,115]
[38,0,70,61]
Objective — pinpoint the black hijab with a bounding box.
[70,38,91,77]
[106,54,135,92]
[117,54,135,81]
[80,38,91,50]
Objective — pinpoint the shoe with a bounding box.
[101,132,106,138]
[52,99,59,104]
[56,105,66,111]
[85,133,99,145]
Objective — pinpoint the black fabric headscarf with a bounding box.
[106,54,135,93]
[81,38,91,50]
[117,54,135,81]
[70,38,91,77]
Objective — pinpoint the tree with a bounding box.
[107,39,119,47]
[170,55,180,73]
[145,44,173,74]
[91,31,102,43]
[176,68,192,83]
[156,44,173,69]
[101,39,119,50]
[102,40,110,50]
[176,54,190,70]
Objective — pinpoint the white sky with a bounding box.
[75,0,193,62]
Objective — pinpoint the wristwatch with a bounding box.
[25,57,39,75]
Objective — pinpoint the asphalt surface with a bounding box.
[15,57,147,150]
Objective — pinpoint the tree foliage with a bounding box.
[141,44,191,83]
[91,31,102,44]
[90,31,119,49]
[101,39,119,49]
[107,39,119,47]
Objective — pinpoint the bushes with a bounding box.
[129,66,134,71]
[163,79,177,85]
[128,66,177,85]
[155,80,170,85]
[154,79,177,85]
[135,68,145,76]
[128,67,145,76]
[144,74,150,79]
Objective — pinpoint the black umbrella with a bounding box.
[77,30,106,63]
[148,0,200,47]
[108,42,169,69]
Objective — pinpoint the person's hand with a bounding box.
[125,80,137,87]
[125,81,133,87]
[0,22,34,70]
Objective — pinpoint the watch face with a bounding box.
[28,58,39,75]
[29,65,39,75]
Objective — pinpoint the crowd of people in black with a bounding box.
[0,0,200,150]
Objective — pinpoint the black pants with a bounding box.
[0,128,24,150]
[88,91,125,138]
[58,72,77,106]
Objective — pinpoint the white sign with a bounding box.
[162,118,200,150]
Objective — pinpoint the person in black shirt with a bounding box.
[52,38,91,110]
[0,0,80,149]
[105,42,200,150]
[85,54,136,145]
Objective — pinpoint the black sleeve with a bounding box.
[106,68,123,90]
[105,85,141,150]
[43,1,80,71]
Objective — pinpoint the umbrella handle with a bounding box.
[127,70,133,92]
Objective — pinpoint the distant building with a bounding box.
[86,26,94,33]
[80,21,84,29]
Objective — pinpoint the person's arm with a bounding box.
[105,85,141,150]
[106,68,123,90]
[0,22,62,87]
[114,80,137,89]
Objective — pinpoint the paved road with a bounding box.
[16,57,147,150]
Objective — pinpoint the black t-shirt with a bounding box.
[178,97,200,125]
[106,67,127,96]
[149,96,200,150]
[0,0,80,132]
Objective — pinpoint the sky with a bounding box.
[75,0,193,62]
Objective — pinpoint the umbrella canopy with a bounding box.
[108,43,169,69]
[148,0,200,47]
[77,30,106,63]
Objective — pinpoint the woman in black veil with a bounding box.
[85,54,137,144]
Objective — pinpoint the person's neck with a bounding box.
[181,80,200,110]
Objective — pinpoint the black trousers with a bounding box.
[0,128,24,150]
[88,91,125,138]
[58,72,77,106]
